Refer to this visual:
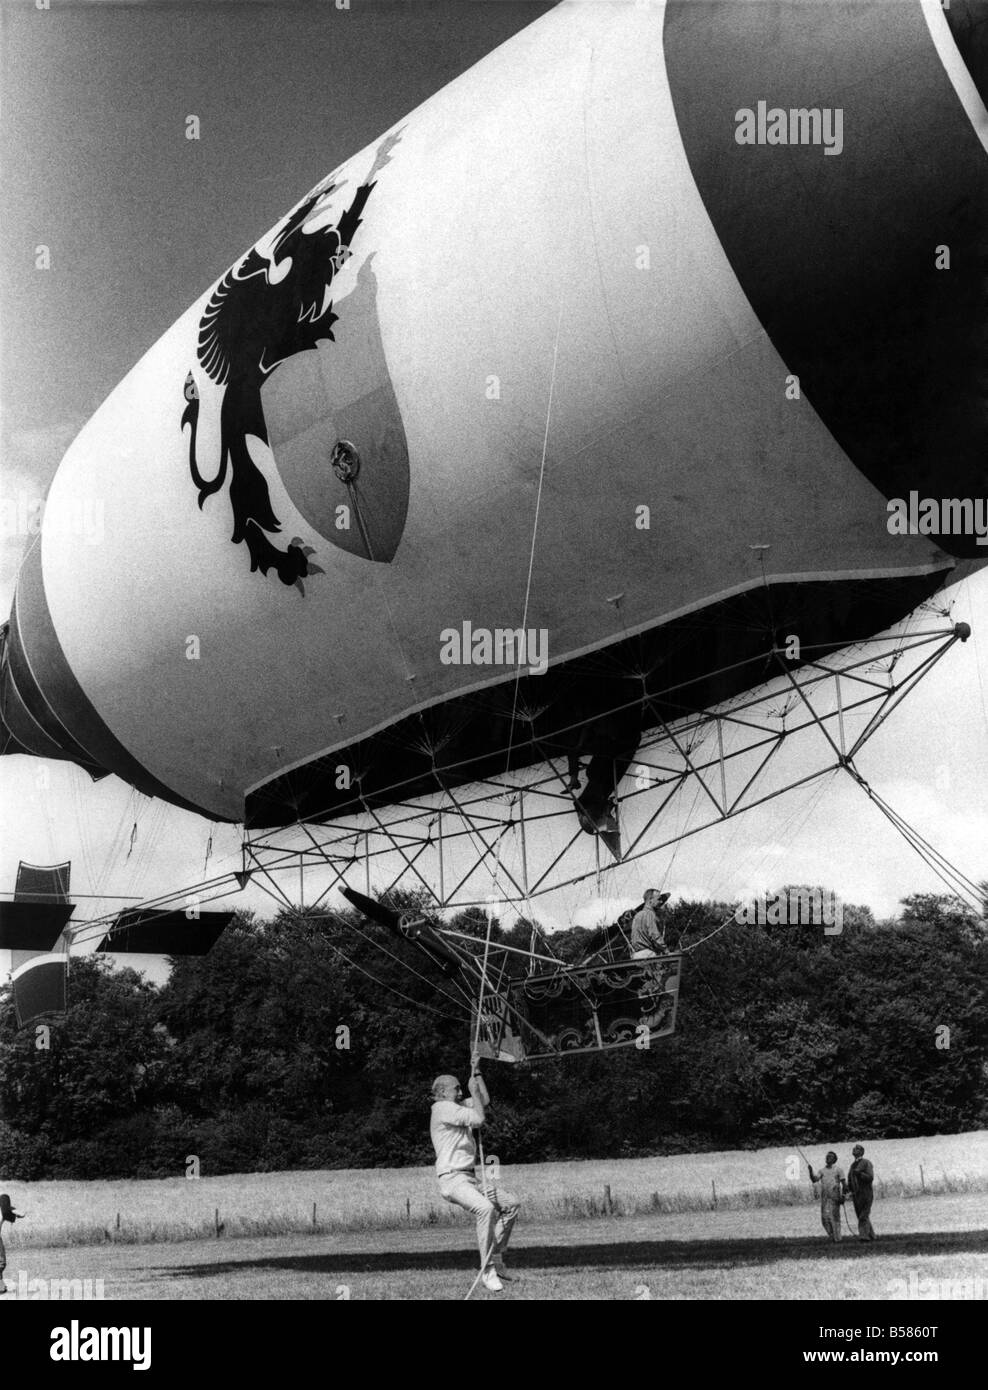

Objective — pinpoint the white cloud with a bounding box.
[570,895,638,928]
[0,419,86,610]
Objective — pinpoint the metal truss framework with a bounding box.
[235,621,967,915]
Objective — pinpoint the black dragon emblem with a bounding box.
[182,131,401,593]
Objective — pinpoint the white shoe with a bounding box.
[481,1269,504,1292]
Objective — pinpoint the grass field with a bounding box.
[4,1193,986,1300]
[3,1131,985,1250]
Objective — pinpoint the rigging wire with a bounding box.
[90,787,140,912]
[848,778,983,911]
[69,766,98,902]
[864,791,982,901]
[318,933,474,1025]
[323,907,479,1018]
[471,909,496,1057]
[679,768,841,954]
[504,298,563,776]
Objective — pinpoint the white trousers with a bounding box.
[438,1171,520,1268]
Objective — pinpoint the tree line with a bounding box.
[1,890,986,1179]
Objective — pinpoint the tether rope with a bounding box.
[504,299,563,776]
[314,908,477,1019]
[462,911,502,1300]
[318,934,471,1025]
[845,770,983,911]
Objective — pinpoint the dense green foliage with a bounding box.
[1,891,985,1179]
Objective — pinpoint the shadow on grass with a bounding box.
[157,1227,988,1281]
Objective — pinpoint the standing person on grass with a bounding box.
[0,1193,24,1294]
[430,1056,520,1293]
[847,1144,877,1241]
[807,1152,846,1243]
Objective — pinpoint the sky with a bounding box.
[0,0,986,972]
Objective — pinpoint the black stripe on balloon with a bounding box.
[12,538,220,820]
[663,0,988,560]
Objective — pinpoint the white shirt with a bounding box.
[816,1165,845,1200]
[430,1099,481,1176]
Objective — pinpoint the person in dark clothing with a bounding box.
[571,707,643,833]
[0,1194,23,1293]
[847,1144,876,1241]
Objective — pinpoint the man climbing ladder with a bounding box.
[430,1056,520,1293]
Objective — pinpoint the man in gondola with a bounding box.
[630,889,671,958]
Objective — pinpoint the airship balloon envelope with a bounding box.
[1,862,72,1026]
[2,0,986,833]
